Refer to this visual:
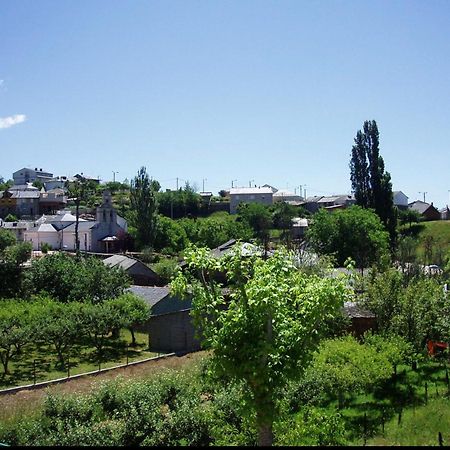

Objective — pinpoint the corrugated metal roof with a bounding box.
[343,301,376,319]
[103,254,139,270]
[127,285,171,308]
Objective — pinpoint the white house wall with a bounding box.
[24,231,60,251]
[62,231,92,251]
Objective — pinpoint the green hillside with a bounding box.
[415,220,450,264]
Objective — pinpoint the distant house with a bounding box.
[129,286,200,353]
[8,185,40,217]
[44,176,68,191]
[103,254,160,286]
[13,167,53,186]
[393,191,409,210]
[305,195,325,213]
[229,187,273,214]
[342,301,377,337]
[0,190,16,218]
[440,206,450,220]
[273,189,302,203]
[1,220,32,241]
[408,200,441,221]
[305,194,355,213]
[39,189,68,214]
[291,217,309,239]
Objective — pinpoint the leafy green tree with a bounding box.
[304,335,392,408]
[153,258,180,285]
[0,228,16,252]
[153,215,188,253]
[0,178,13,191]
[28,253,130,302]
[107,293,151,346]
[157,182,202,219]
[4,213,18,222]
[130,167,159,249]
[271,202,297,248]
[350,120,397,247]
[33,299,85,367]
[398,208,421,229]
[363,332,414,376]
[81,302,122,359]
[307,206,389,271]
[171,245,349,445]
[0,241,32,298]
[0,301,29,375]
[237,202,272,255]
[396,236,417,271]
[32,180,44,190]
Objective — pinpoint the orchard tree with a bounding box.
[304,335,392,409]
[307,206,389,271]
[108,293,151,346]
[0,301,29,375]
[130,167,160,249]
[33,299,85,367]
[171,245,349,446]
[81,301,123,360]
[350,120,397,247]
[237,202,273,256]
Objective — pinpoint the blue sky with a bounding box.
[1,0,449,207]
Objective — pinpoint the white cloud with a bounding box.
[0,114,27,129]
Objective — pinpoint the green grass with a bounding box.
[365,396,450,446]
[0,329,159,389]
[399,220,450,264]
[416,220,450,259]
[329,359,450,445]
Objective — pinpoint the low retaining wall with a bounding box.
[0,352,176,396]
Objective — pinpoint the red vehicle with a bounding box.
[427,340,449,356]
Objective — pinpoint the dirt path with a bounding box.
[0,351,208,422]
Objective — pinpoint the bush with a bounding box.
[153,258,179,285]
[40,242,52,253]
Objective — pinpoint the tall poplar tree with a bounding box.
[350,120,397,248]
[130,166,160,250]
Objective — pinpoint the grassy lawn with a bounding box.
[0,329,159,389]
[416,220,450,261]
[399,220,450,264]
[318,358,450,445]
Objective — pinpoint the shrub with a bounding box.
[40,242,52,253]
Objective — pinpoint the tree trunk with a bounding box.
[0,351,10,375]
[257,417,274,446]
[130,327,137,346]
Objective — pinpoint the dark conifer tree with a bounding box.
[350,120,397,249]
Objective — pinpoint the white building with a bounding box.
[393,191,409,210]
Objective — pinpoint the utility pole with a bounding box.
[249,179,254,188]
[202,178,207,192]
[419,192,427,203]
[112,171,119,183]
[231,179,237,188]
[176,177,179,190]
